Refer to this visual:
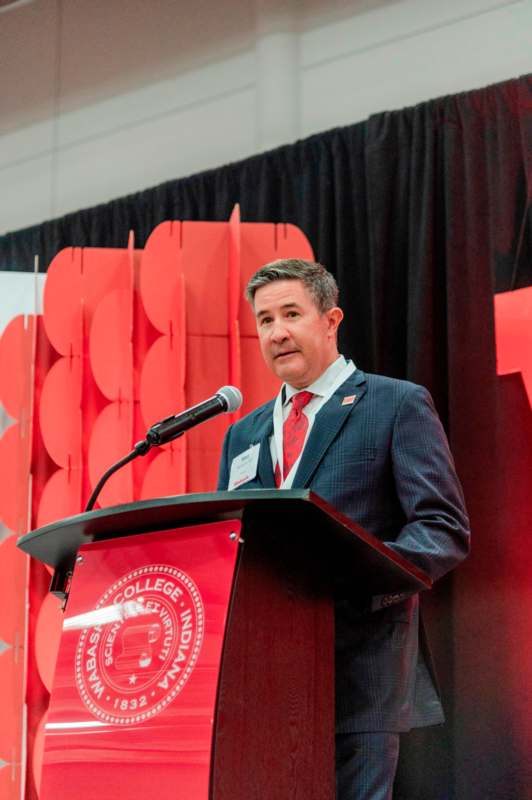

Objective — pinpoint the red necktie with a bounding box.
[275,390,314,487]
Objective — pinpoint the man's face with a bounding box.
[253,279,343,388]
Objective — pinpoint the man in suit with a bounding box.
[217,258,470,800]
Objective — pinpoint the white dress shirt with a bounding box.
[270,355,356,488]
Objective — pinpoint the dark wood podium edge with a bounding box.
[16,489,431,593]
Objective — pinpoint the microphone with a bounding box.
[146,386,243,446]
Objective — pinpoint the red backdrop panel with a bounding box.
[239,337,281,417]
[0,764,20,800]
[89,289,133,402]
[140,446,186,500]
[43,248,131,357]
[39,358,82,470]
[35,594,63,694]
[0,535,27,652]
[0,315,34,420]
[140,221,185,335]
[139,335,185,430]
[0,424,30,535]
[36,468,82,531]
[179,222,229,335]
[0,573,25,799]
[493,289,532,778]
[495,286,532,407]
[88,402,133,508]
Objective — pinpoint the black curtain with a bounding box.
[1,74,531,798]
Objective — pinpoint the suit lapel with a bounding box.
[293,370,367,488]
[252,401,276,488]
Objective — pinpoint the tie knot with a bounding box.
[291,391,314,412]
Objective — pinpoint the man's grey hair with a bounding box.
[245,258,339,313]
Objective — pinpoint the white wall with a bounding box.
[0,0,530,245]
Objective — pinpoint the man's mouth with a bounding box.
[274,350,299,360]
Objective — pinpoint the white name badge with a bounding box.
[228,443,260,491]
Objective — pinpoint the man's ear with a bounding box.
[326,306,344,337]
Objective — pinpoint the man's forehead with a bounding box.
[253,279,314,313]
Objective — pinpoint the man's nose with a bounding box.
[270,319,290,342]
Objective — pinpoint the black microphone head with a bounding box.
[217,385,243,412]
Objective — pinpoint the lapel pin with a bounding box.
[341,394,357,406]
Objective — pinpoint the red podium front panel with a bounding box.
[40,519,240,800]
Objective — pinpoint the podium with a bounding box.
[18,489,431,800]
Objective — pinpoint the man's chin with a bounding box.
[273,362,307,386]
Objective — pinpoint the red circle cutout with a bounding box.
[139,336,184,430]
[0,650,23,765]
[36,468,82,530]
[140,222,184,334]
[140,446,186,500]
[35,594,63,693]
[0,315,33,419]
[0,535,27,643]
[39,357,82,468]
[88,402,133,508]
[89,289,132,401]
[0,425,29,534]
[43,249,83,356]
[0,764,20,800]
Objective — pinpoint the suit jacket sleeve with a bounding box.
[385,384,470,582]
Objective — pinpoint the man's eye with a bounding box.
[286,311,299,318]
[259,317,272,325]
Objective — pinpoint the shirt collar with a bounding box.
[283,354,348,405]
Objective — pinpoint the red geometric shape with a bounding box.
[32,709,49,798]
[0,535,27,644]
[0,650,22,764]
[43,248,84,356]
[0,315,33,419]
[141,221,230,336]
[140,221,184,334]
[89,288,133,401]
[183,335,233,494]
[43,248,131,356]
[185,335,231,452]
[39,356,82,468]
[186,446,220,494]
[139,335,185,429]
[140,445,186,500]
[495,286,532,408]
[36,468,82,530]
[35,593,63,693]
[88,401,133,508]
[180,221,229,335]
[0,424,30,535]
[0,763,19,800]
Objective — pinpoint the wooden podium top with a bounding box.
[17,489,431,594]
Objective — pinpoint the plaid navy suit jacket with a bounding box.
[217,369,470,733]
